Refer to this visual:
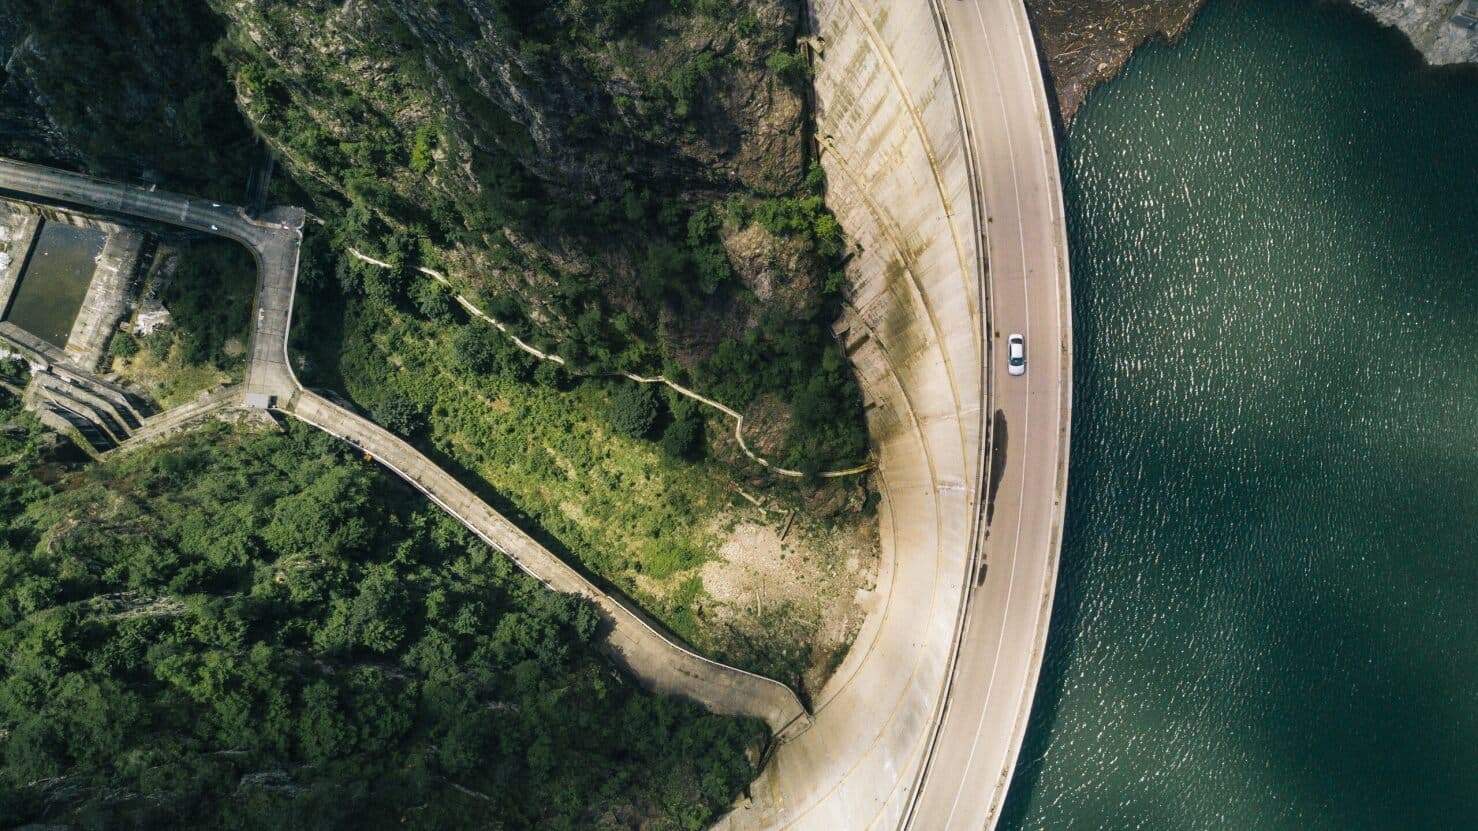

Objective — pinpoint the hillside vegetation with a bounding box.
[291,279,876,685]
[0,412,764,829]
[211,0,868,472]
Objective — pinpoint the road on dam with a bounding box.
[0,156,809,737]
[713,0,1070,827]
[906,0,1073,828]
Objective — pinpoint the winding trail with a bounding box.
[346,248,874,479]
[0,156,809,736]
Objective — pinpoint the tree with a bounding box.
[108,331,140,359]
[660,407,703,459]
[413,279,456,323]
[372,396,424,436]
[607,384,659,438]
[453,325,498,374]
[533,360,571,390]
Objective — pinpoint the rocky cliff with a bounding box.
[209,0,816,336]
[0,0,867,470]
[1346,0,1478,64]
[1026,0,1478,123]
[0,0,257,195]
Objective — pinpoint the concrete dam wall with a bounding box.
[720,1,986,827]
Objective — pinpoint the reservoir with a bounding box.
[1003,1,1477,829]
[4,220,104,348]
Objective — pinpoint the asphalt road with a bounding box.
[904,1,1073,828]
[0,158,303,399]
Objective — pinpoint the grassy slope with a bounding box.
[110,237,258,408]
[326,298,805,669]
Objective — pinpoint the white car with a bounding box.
[1007,333,1026,376]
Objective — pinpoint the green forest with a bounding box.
[0,396,765,829]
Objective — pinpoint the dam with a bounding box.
[722,0,1072,827]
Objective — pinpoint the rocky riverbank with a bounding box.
[1023,0,1204,124]
[1026,0,1478,123]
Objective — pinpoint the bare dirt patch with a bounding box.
[699,507,879,697]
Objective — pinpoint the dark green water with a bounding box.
[1003,2,1477,828]
[5,220,104,347]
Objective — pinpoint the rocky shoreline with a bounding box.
[1026,0,1478,124]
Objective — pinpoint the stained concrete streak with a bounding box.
[717,0,1073,828]
[717,0,988,825]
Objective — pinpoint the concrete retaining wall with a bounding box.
[718,1,986,828]
[66,228,143,369]
[0,209,41,320]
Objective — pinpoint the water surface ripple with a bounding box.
[1002,2,1477,828]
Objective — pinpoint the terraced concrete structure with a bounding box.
[719,1,987,827]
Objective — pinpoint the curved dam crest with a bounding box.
[723,0,992,826]
[721,0,1074,827]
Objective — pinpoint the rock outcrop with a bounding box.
[1347,0,1478,65]
[0,0,256,194]
[1025,0,1477,124]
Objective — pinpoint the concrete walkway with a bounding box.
[0,156,808,736]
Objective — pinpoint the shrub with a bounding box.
[607,384,659,438]
[108,331,140,359]
[409,124,437,175]
[765,50,808,83]
[412,279,455,323]
[145,330,173,362]
[533,360,572,390]
[371,396,423,436]
[659,413,702,459]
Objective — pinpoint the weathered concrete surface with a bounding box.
[718,0,987,826]
[0,207,39,319]
[32,373,135,443]
[0,320,148,424]
[65,227,143,369]
[113,385,242,453]
[721,0,1074,828]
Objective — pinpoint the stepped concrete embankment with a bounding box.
[719,1,988,827]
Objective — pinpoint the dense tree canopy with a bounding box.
[0,414,765,829]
